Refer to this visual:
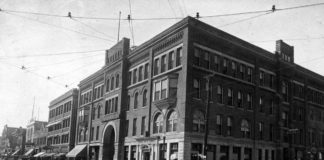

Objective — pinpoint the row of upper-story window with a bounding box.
[49,101,72,119]
[123,110,177,137]
[289,81,324,105]
[48,117,70,132]
[192,78,276,114]
[126,89,148,111]
[194,45,276,88]
[47,133,69,145]
[153,46,183,76]
[191,110,275,141]
[128,63,149,86]
[80,74,120,106]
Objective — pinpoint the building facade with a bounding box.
[47,88,78,154]
[25,119,47,153]
[74,17,324,160]
[0,125,26,155]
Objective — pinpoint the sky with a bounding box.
[0,0,324,134]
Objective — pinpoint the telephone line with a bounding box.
[1,2,324,21]
[1,11,115,42]
[0,49,105,59]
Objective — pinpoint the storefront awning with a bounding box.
[66,144,87,158]
[11,149,21,156]
[24,149,35,156]
[54,153,66,157]
[34,152,45,157]
[40,153,56,157]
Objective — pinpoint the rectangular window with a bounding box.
[141,116,146,135]
[169,51,175,69]
[127,72,131,85]
[213,55,219,72]
[204,51,210,69]
[223,58,228,74]
[269,100,274,115]
[217,85,223,104]
[154,81,161,101]
[238,91,243,108]
[216,115,222,135]
[154,58,160,76]
[96,126,99,140]
[247,93,253,110]
[194,48,201,66]
[139,66,143,82]
[227,117,232,136]
[227,88,233,106]
[161,79,168,99]
[193,78,200,99]
[170,143,178,159]
[269,124,274,141]
[239,64,245,79]
[269,75,274,88]
[130,146,136,160]
[125,120,129,137]
[124,146,129,160]
[259,71,264,86]
[259,122,263,140]
[259,97,264,112]
[176,47,182,67]
[133,69,137,84]
[90,127,94,141]
[132,118,137,136]
[247,67,253,82]
[161,55,167,73]
[144,63,149,79]
[231,61,236,77]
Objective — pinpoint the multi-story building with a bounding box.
[0,125,26,156]
[71,16,324,160]
[46,88,78,155]
[25,119,47,155]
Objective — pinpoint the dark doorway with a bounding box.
[143,152,150,160]
[102,125,115,160]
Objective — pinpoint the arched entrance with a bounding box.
[102,125,115,160]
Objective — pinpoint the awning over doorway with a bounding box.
[40,153,56,157]
[11,149,21,156]
[66,144,87,158]
[34,152,45,157]
[24,148,34,156]
[54,153,66,157]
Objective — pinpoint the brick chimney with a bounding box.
[275,40,294,63]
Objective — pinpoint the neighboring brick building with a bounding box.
[46,89,78,154]
[72,16,324,160]
[0,125,26,155]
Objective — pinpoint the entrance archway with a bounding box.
[102,125,115,160]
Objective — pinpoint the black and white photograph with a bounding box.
[1,0,324,160]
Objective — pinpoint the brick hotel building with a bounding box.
[71,16,324,160]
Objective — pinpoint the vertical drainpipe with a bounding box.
[148,48,154,138]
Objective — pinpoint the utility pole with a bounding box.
[117,11,121,42]
[203,73,215,159]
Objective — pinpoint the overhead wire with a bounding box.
[70,17,116,41]
[0,49,105,59]
[0,61,69,88]
[26,52,103,70]
[1,2,324,21]
[0,11,115,42]
[251,36,324,43]
[217,11,273,28]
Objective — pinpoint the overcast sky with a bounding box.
[0,0,324,134]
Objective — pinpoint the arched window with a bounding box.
[167,111,177,132]
[153,113,163,134]
[111,76,115,90]
[192,110,205,132]
[116,74,119,88]
[143,90,148,107]
[134,92,139,109]
[241,119,250,138]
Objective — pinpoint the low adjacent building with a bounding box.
[25,119,47,156]
[0,125,26,156]
[46,88,78,156]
